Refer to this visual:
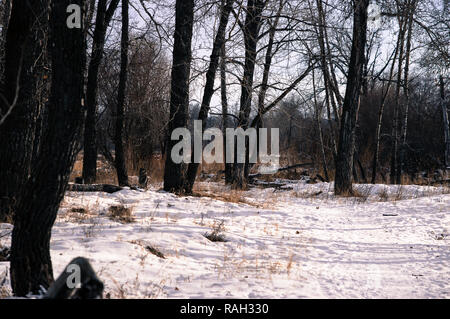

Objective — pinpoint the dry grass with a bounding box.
[145,245,166,259]
[193,183,272,208]
[352,185,373,203]
[81,219,100,238]
[377,187,389,201]
[129,240,166,259]
[61,205,98,224]
[204,220,227,242]
[108,205,135,224]
[393,185,406,201]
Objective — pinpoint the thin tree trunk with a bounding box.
[221,44,233,184]
[255,0,283,129]
[371,28,402,184]
[184,0,233,193]
[398,0,416,184]
[10,0,85,296]
[334,0,369,195]
[114,0,129,187]
[321,0,343,120]
[163,0,195,193]
[316,0,340,153]
[312,68,329,181]
[232,0,265,189]
[82,0,120,184]
[441,75,450,168]
[390,3,407,185]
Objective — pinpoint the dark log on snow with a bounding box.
[67,183,123,193]
[248,163,314,180]
[251,180,294,190]
[45,257,103,299]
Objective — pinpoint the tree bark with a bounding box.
[10,0,85,296]
[0,0,48,223]
[221,44,233,184]
[334,0,369,195]
[315,0,339,157]
[390,2,407,185]
[163,0,195,193]
[232,0,265,189]
[398,0,416,184]
[312,68,329,181]
[82,0,120,184]
[441,75,450,168]
[184,0,233,194]
[114,0,129,187]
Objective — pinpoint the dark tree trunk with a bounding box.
[0,0,48,223]
[441,75,450,168]
[10,0,85,296]
[315,0,338,158]
[312,68,330,182]
[82,0,119,184]
[163,0,195,193]
[232,0,265,190]
[221,44,233,184]
[390,3,407,185]
[398,0,416,184]
[114,0,129,187]
[334,0,369,195]
[184,0,233,194]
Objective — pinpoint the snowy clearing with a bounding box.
[1,181,449,299]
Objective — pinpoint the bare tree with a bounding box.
[221,42,234,184]
[334,0,369,195]
[83,0,120,184]
[441,75,450,168]
[114,0,129,186]
[232,0,266,189]
[163,0,195,193]
[184,0,234,194]
[10,0,86,295]
[371,19,403,184]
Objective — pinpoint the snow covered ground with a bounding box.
[0,181,449,298]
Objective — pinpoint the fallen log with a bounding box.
[249,162,314,179]
[251,180,294,191]
[67,183,123,193]
[45,257,103,299]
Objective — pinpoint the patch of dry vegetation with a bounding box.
[108,205,135,224]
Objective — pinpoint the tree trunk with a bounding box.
[10,0,85,296]
[232,0,265,189]
[334,0,369,195]
[398,0,416,184]
[221,44,233,184]
[82,0,120,184]
[370,31,402,184]
[184,0,233,194]
[441,75,450,168]
[0,0,48,223]
[390,3,407,185]
[312,68,329,181]
[163,0,195,193]
[315,0,338,158]
[114,0,129,187]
